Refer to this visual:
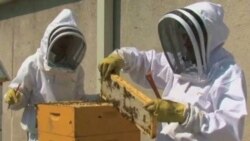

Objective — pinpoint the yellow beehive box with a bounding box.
[37,102,140,141]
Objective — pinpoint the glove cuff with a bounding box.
[115,49,129,71]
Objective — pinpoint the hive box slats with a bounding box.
[101,75,157,138]
[37,102,139,139]
[39,131,140,141]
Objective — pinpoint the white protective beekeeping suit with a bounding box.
[115,2,247,141]
[7,9,86,140]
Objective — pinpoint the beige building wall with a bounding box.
[0,0,97,140]
[120,0,250,141]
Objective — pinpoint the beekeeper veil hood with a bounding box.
[38,9,86,71]
[158,2,229,82]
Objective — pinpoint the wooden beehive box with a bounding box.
[101,75,157,138]
[37,101,140,141]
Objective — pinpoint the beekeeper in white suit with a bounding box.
[4,9,86,141]
[99,2,247,141]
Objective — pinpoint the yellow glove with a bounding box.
[98,54,124,80]
[144,99,187,123]
[4,88,23,105]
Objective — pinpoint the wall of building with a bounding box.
[120,0,250,141]
[0,0,97,140]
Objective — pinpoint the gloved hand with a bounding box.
[144,99,187,123]
[4,88,23,105]
[98,54,124,80]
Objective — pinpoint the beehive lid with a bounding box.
[39,101,112,108]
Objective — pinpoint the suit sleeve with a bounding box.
[116,47,172,90]
[8,56,36,110]
[182,69,247,141]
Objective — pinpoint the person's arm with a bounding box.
[6,56,35,110]
[182,69,247,141]
[117,47,172,90]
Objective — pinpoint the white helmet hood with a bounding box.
[37,9,86,71]
[158,2,229,82]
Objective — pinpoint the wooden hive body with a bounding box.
[37,102,140,141]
